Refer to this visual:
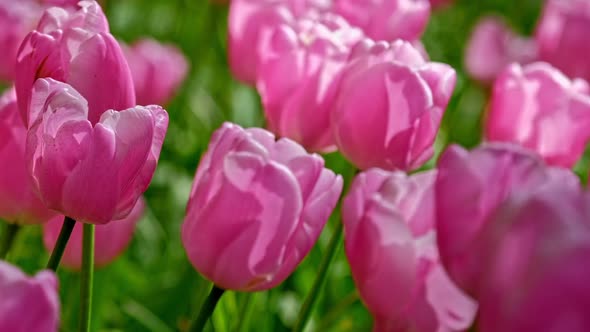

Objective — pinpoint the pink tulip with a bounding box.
[257,14,363,152]
[465,16,537,83]
[332,39,456,171]
[39,0,84,6]
[0,88,55,224]
[0,261,59,332]
[343,169,477,332]
[123,38,189,106]
[26,78,168,224]
[333,0,430,41]
[535,0,590,82]
[43,198,145,269]
[435,143,579,294]
[15,0,135,126]
[474,182,590,332]
[182,122,343,291]
[0,0,43,81]
[486,62,590,168]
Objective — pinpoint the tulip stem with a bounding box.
[189,285,225,332]
[292,221,343,332]
[0,223,20,259]
[46,216,76,271]
[80,223,95,332]
[235,293,254,332]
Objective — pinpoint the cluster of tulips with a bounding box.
[1,0,590,331]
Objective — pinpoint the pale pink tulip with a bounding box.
[26,78,168,224]
[182,122,343,291]
[0,261,59,332]
[257,14,363,152]
[0,88,55,224]
[343,169,477,332]
[43,198,145,269]
[332,39,456,171]
[486,62,590,167]
[123,38,189,106]
[16,0,135,126]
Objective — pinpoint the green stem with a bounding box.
[189,285,226,332]
[79,223,95,332]
[46,216,76,271]
[0,223,20,260]
[292,221,344,332]
[235,293,254,332]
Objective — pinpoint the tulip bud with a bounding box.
[435,143,579,294]
[0,261,59,332]
[332,39,456,171]
[123,38,189,106]
[343,169,477,332]
[182,122,343,291]
[16,0,135,126]
[0,88,55,224]
[26,78,168,224]
[257,14,363,152]
[486,62,590,168]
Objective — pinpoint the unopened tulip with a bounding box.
[123,38,189,106]
[343,169,477,332]
[486,62,590,168]
[333,0,430,41]
[0,88,55,224]
[257,14,363,152]
[332,39,456,171]
[0,261,59,332]
[182,122,343,291]
[474,183,590,332]
[16,0,135,126]
[465,17,537,83]
[0,0,42,81]
[435,143,579,294]
[535,0,590,81]
[43,198,145,269]
[26,78,168,224]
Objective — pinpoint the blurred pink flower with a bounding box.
[486,62,590,168]
[0,88,55,224]
[0,260,59,332]
[43,198,145,269]
[343,169,477,332]
[332,39,456,171]
[257,14,363,152]
[182,122,342,291]
[123,38,188,106]
[465,16,537,83]
[435,143,579,294]
[26,78,168,224]
[536,0,590,81]
[15,0,135,126]
[333,0,430,41]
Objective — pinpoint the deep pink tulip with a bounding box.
[474,183,590,332]
[123,38,189,106]
[333,0,430,41]
[0,88,55,224]
[535,0,590,81]
[39,0,84,6]
[435,143,579,294]
[26,78,168,224]
[182,122,343,291]
[486,62,590,168]
[43,198,145,269]
[0,261,59,332]
[0,0,42,81]
[15,0,135,126]
[343,169,477,332]
[332,39,456,171]
[465,16,537,83]
[257,14,363,152]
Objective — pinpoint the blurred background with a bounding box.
[3,0,558,331]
